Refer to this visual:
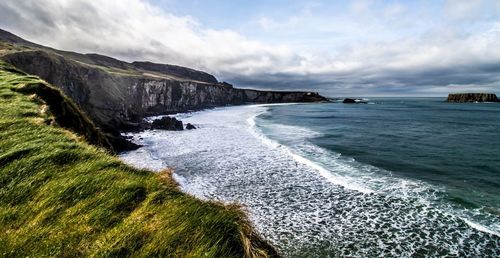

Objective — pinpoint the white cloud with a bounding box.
[383,3,406,17]
[0,0,297,76]
[445,0,484,21]
[349,0,375,14]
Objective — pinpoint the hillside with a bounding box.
[0,61,278,257]
[0,29,327,151]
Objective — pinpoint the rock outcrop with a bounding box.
[342,98,368,104]
[447,93,498,103]
[151,116,183,131]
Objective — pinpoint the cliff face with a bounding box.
[447,93,498,103]
[132,79,326,116]
[0,28,327,146]
[0,50,327,132]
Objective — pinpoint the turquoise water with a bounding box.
[121,99,500,257]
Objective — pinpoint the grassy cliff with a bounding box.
[0,62,277,257]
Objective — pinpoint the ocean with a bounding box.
[120,98,500,257]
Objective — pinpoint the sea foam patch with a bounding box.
[120,105,500,257]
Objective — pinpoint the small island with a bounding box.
[447,93,498,103]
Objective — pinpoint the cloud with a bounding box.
[0,0,295,75]
[0,0,499,96]
[445,0,486,21]
[383,3,406,17]
[349,0,376,14]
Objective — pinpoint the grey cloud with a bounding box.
[0,0,499,96]
[225,62,500,96]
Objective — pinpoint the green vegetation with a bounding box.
[0,42,31,56]
[0,62,277,257]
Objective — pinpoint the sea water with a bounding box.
[120,98,500,257]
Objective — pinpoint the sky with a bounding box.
[1,0,500,96]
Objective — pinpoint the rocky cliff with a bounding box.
[0,28,328,137]
[447,93,498,103]
[1,50,327,130]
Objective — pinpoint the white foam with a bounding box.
[463,218,500,237]
[246,110,373,194]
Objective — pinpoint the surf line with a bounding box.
[246,107,373,194]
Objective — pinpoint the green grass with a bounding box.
[0,62,277,257]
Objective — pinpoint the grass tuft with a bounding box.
[0,61,278,257]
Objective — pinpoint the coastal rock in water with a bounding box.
[151,117,183,131]
[447,93,499,103]
[185,123,196,130]
[343,98,368,104]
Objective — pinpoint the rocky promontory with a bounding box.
[447,93,498,103]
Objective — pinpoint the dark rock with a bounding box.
[447,93,499,103]
[343,98,368,104]
[106,133,141,151]
[185,123,196,130]
[343,98,356,103]
[151,116,183,131]
[98,124,141,152]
